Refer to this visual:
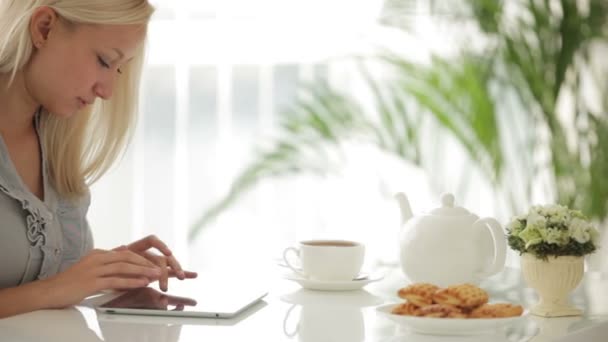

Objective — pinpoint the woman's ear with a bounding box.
[29,6,58,48]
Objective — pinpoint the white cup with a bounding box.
[282,240,365,281]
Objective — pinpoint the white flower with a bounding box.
[569,218,591,244]
[542,228,569,246]
[526,211,547,230]
[544,204,562,216]
[508,204,598,256]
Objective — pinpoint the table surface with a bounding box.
[1,265,607,342]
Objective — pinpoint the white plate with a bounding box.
[376,303,528,335]
[283,273,383,291]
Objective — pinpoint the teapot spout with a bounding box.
[395,192,413,224]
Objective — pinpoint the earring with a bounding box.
[34,41,42,48]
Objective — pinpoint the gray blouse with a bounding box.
[0,117,93,289]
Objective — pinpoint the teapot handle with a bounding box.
[473,217,507,277]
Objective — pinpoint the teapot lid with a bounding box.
[429,193,472,216]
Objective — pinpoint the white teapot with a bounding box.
[395,192,506,287]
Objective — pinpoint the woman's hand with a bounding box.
[41,249,162,309]
[116,235,198,291]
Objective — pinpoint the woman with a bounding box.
[0,0,196,318]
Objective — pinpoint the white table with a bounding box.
[1,266,607,342]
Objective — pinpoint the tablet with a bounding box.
[95,282,268,319]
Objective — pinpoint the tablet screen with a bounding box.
[99,287,198,311]
[98,282,267,318]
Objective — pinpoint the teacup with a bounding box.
[282,240,365,281]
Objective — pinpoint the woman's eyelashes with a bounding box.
[97,55,122,74]
[97,55,110,68]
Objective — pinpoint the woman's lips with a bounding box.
[77,97,92,108]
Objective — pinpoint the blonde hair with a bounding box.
[0,0,154,199]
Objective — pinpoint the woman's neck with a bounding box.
[0,72,40,140]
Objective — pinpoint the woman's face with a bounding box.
[25,8,146,117]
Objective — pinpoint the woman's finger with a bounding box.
[167,270,198,279]
[95,262,161,279]
[99,250,158,268]
[141,252,190,281]
[149,255,169,292]
[140,250,159,264]
[128,235,173,256]
[159,257,168,292]
[126,236,189,280]
[94,277,149,292]
[142,251,186,280]
[164,254,185,280]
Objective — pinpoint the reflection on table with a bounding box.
[281,289,383,342]
[0,266,607,342]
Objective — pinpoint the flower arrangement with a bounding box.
[507,204,600,260]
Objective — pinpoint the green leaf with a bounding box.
[383,53,504,182]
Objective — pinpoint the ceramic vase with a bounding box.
[521,253,584,317]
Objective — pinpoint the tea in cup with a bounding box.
[282,240,365,281]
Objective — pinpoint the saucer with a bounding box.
[376,303,529,335]
[283,273,383,291]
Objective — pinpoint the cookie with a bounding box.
[391,302,421,316]
[433,283,489,309]
[397,283,440,307]
[469,303,524,318]
[418,304,467,318]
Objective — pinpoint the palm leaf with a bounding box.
[188,64,429,239]
[381,53,504,183]
[188,81,376,240]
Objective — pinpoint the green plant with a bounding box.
[189,0,608,241]
[467,0,608,219]
[507,204,599,260]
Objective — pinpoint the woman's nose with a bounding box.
[93,76,116,100]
